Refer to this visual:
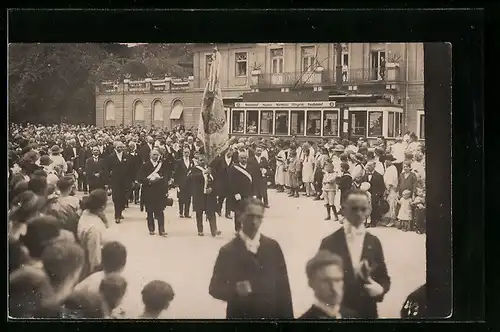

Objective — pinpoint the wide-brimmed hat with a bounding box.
[50,145,63,153]
[382,154,397,162]
[333,144,345,152]
[39,155,53,166]
[351,153,365,164]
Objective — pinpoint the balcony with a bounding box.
[253,71,324,89]
[250,66,401,90]
[95,77,194,94]
[322,66,401,86]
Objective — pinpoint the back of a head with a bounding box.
[28,175,48,196]
[142,280,175,312]
[101,242,127,274]
[9,265,55,318]
[40,241,84,289]
[63,290,107,319]
[85,189,107,213]
[22,215,61,258]
[9,190,45,223]
[57,176,74,193]
[99,274,128,311]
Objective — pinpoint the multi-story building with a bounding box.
[95,43,424,142]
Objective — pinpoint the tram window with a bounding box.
[368,111,383,137]
[246,111,259,134]
[275,111,289,135]
[291,111,305,136]
[307,111,321,136]
[388,111,395,137]
[323,111,339,136]
[395,112,402,136]
[232,111,244,133]
[260,111,273,134]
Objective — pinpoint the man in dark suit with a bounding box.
[140,136,155,163]
[299,250,358,319]
[174,146,194,218]
[209,197,293,319]
[85,146,106,192]
[227,150,259,233]
[254,147,270,208]
[319,189,391,318]
[361,161,386,227]
[77,140,92,194]
[127,141,143,204]
[189,154,221,237]
[96,137,111,159]
[137,148,168,237]
[106,141,131,224]
[162,138,176,182]
[62,139,80,168]
[210,147,236,219]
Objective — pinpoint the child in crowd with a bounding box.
[397,189,413,231]
[139,280,175,319]
[64,161,78,196]
[287,150,301,198]
[360,182,372,226]
[322,162,339,221]
[99,274,128,319]
[412,187,426,234]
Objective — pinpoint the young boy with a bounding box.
[322,162,339,221]
[412,187,426,234]
[99,273,128,318]
[139,280,175,319]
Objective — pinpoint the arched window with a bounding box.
[105,101,115,120]
[134,100,144,123]
[170,99,184,120]
[153,100,163,121]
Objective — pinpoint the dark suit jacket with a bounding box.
[319,229,391,318]
[63,146,80,167]
[210,155,234,197]
[140,144,154,163]
[174,158,194,194]
[78,146,92,173]
[85,157,106,188]
[299,304,358,319]
[398,171,418,197]
[127,151,142,182]
[209,235,294,319]
[362,171,386,200]
[106,152,131,194]
[137,160,168,211]
[189,167,217,213]
[227,163,259,212]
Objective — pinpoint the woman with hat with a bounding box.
[382,154,399,227]
[49,145,67,174]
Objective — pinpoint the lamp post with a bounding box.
[335,43,345,139]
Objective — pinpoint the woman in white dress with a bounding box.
[274,145,287,192]
[301,147,315,197]
[383,155,399,227]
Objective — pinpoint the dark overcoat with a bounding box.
[188,166,217,213]
[137,160,168,212]
[209,235,294,319]
[319,229,391,318]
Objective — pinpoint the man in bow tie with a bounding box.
[85,146,106,192]
[318,189,391,318]
[209,197,293,319]
[299,251,358,319]
[361,161,386,227]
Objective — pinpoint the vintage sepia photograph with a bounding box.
[8,42,428,319]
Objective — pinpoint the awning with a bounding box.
[170,103,184,120]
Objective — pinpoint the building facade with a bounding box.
[96,43,424,141]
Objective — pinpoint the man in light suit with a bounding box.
[318,189,391,318]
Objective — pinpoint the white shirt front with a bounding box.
[384,164,398,188]
[239,230,261,254]
[344,223,366,275]
[115,151,123,162]
[314,301,341,318]
[391,143,406,163]
[72,147,77,159]
[225,155,232,167]
[183,158,190,168]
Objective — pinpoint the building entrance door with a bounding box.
[348,111,367,141]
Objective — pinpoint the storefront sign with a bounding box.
[234,101,335,108]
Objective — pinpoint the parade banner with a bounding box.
[197,48,229,163]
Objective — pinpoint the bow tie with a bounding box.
[367,172,373,175]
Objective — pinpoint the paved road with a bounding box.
[89,189,425,319]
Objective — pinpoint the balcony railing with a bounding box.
[255,71,324,88]
[251,67,400,89]
[322,67,401,85]
[96,77,194,94]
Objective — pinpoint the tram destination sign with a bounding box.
[234,101,336,108]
